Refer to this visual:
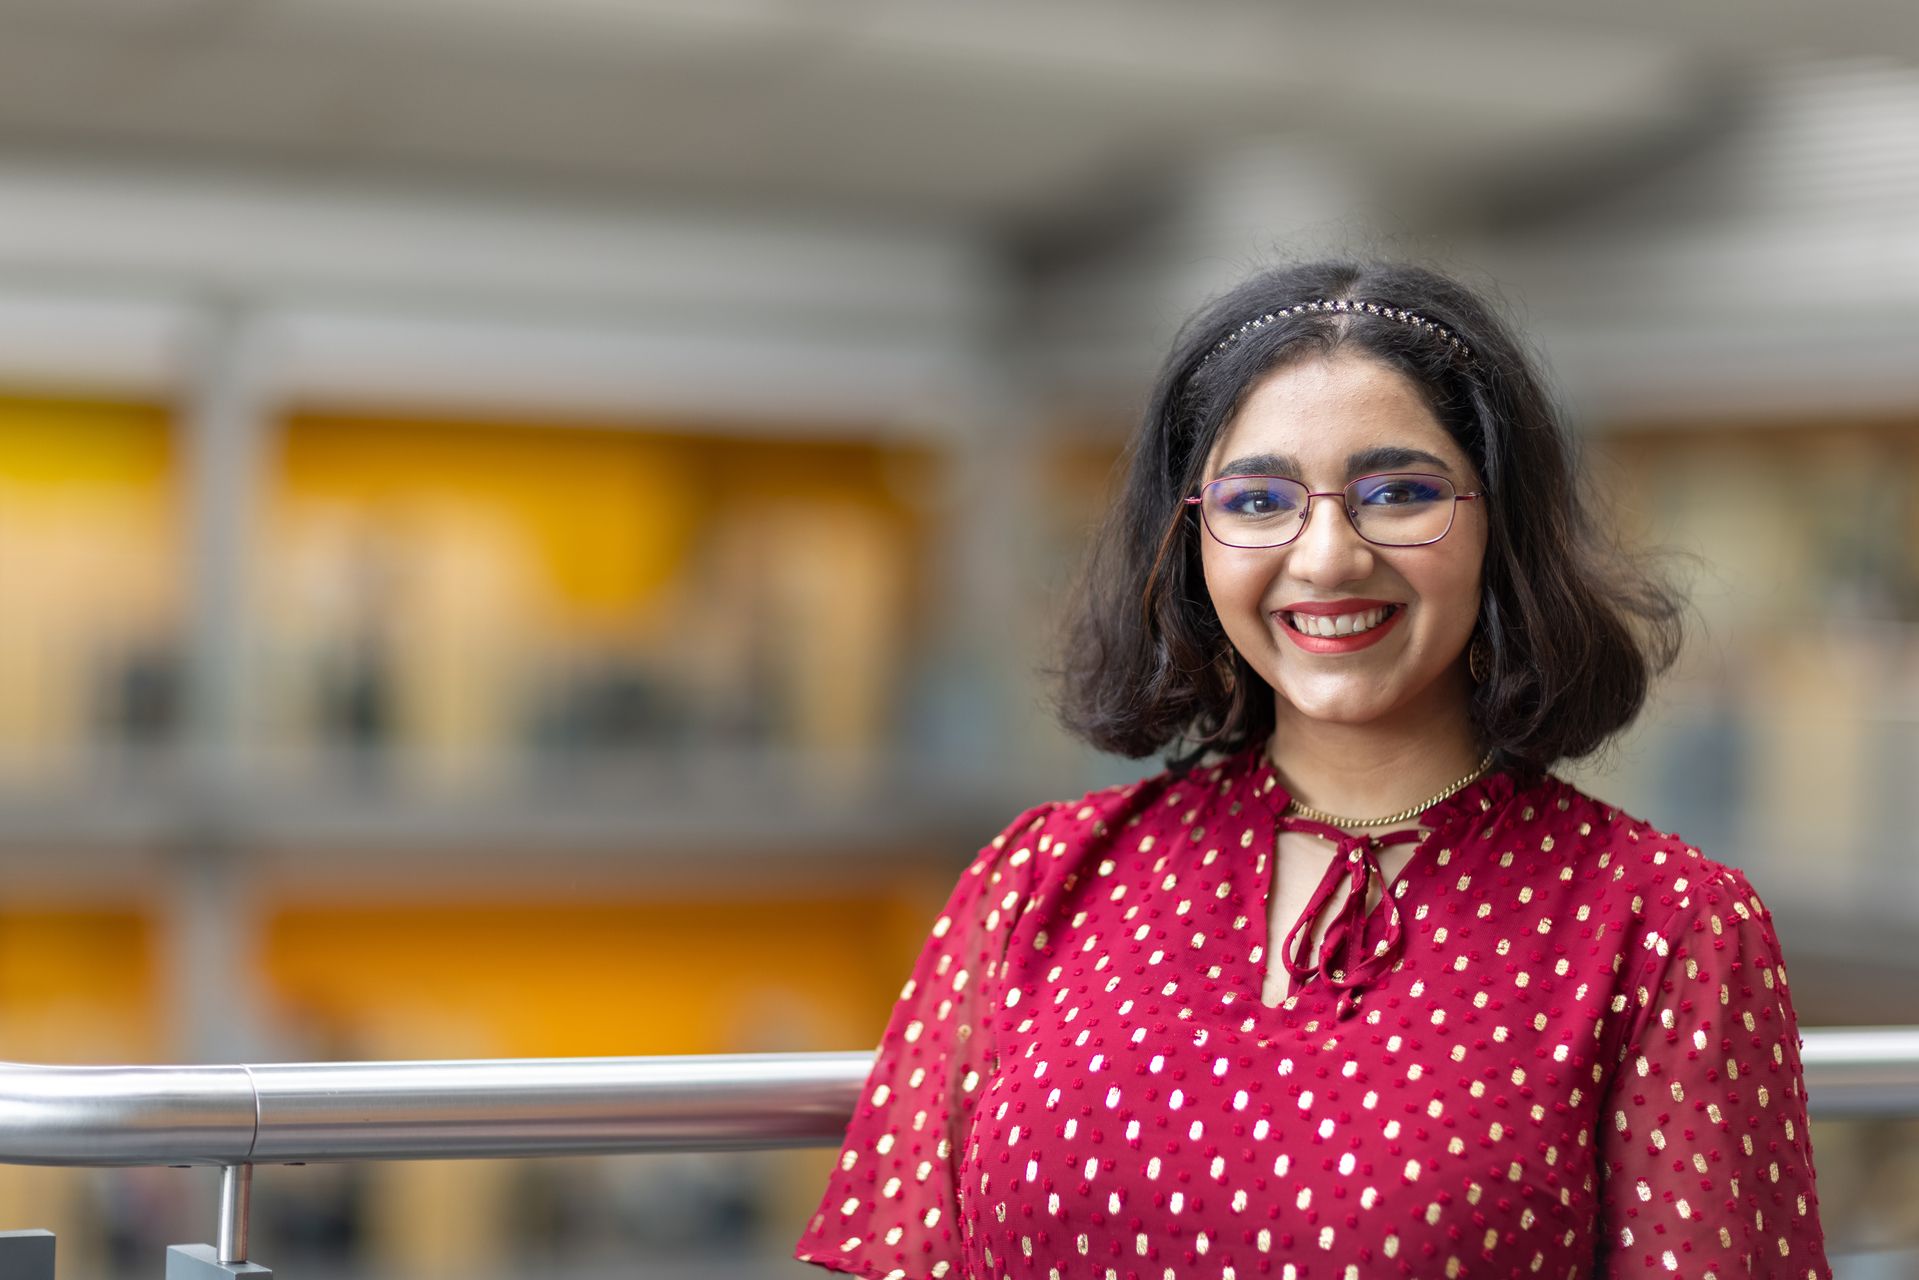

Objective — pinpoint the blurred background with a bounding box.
[0,1,1916,1276]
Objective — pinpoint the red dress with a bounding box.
[796,742,1830,1279]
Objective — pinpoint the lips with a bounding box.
[1273,601,1405,654]
[1284,605,1394,638]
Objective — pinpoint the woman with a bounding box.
[795,262,1829,1279]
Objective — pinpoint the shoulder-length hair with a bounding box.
[1050,260,1684,774]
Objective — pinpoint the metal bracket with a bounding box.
[0,1231,54,1280]
[166,1244,272,1278]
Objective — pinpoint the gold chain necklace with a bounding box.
[1282,750,1497,829]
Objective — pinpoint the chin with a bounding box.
[1274,683,1395,726]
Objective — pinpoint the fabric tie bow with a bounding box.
[1276,814,1424,1020]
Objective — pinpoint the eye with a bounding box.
[1355,475,1445,507]
[1218,481,1301,518]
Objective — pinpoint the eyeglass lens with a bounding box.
[1199,473,1459,548]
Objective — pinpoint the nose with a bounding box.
[1287,493,1375,587]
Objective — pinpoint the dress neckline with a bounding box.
[1221,737,1521,1018]
[1231,735,1518,834]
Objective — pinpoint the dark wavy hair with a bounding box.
[1050,260,1684,774]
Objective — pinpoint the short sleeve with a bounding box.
[1596,864,1831,1279]
[795,801,1057,1280]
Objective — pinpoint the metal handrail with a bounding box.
[0,1052,871,1168]
[1,1031,1915,1270]
[4,1028,1917,1170]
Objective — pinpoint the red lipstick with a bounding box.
[1273,600,1404,654]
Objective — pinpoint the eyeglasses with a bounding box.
[1183,471,1482,549]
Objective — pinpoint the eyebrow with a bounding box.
[1211,446,1454,481]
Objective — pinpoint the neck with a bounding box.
[1266,680,1485,823]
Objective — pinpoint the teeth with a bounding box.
[1287,606,1393,638]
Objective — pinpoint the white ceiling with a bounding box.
[4,3,1919,425]
[0,0,1843,227]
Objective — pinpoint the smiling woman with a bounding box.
[796,263,1831,1280]
[1192,356,1489,749]
[1063,268,1685,782]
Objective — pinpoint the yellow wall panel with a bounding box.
[273,416,933,620]
[276,417,704,623]
[0,908,159,1061]
[0,397,173,489]
[0,399,178,763]
[262,894,912,1060]
[264,415,938,768]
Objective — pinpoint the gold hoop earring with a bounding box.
[1468,634,1491,684]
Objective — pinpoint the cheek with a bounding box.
[1200,561,1275,658]
[1428,556,1485,638]
[1392,545,1482,638]
[1200,545,1263,621]
[1198,543,1225,607]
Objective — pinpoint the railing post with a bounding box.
[0,1230,54,1280]
[218,1163,252,1263]
[166,1164,271,1277]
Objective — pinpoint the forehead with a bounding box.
[1205,352,1466,478]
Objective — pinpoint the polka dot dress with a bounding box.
[795,741,1830,1279]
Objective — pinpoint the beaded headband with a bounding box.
[1197,297,1473,367]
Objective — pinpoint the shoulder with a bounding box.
[961,762,1205,896]
[1513,772,1763,914]
[1491,776,1797,1057]
[1515,773,1784,985]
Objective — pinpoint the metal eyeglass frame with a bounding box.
[1182,471,1483,549]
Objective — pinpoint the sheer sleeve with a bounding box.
[1596,863,1831,1279]
[795,801,1058,1280]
